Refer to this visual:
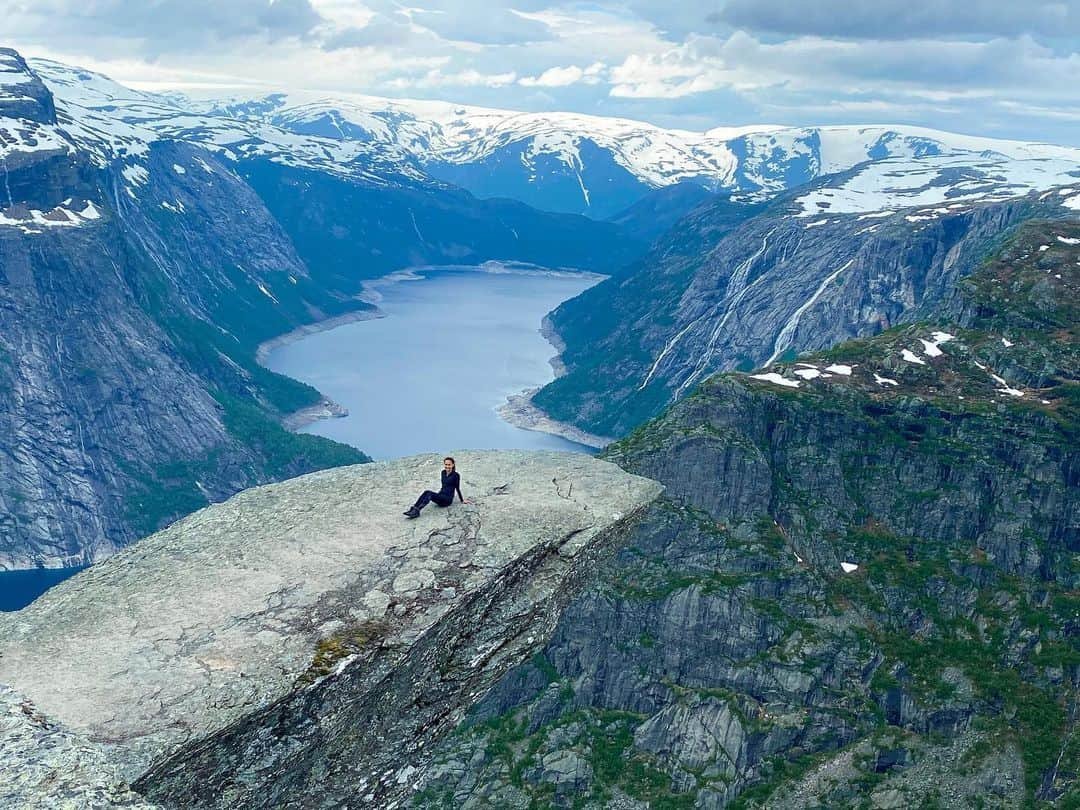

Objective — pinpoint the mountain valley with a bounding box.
[0,38,1077,810]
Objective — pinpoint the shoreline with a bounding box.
[257,307,384,432]
[496,388,613,450]
[255,307,384,365]
[496,313,614,450]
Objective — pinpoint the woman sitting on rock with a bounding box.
[404,457,464,518]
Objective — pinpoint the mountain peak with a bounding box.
[0,47,56,126]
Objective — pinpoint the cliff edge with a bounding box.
[0,450,662,808]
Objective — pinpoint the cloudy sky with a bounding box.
[7,0,1080,144]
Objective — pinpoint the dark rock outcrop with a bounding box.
[412,220,1079,808]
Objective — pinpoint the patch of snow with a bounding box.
[172,163,186,174]
[256,281,279,303]
[1001,337,1014,347]
[77,201,101,220]
[1039,245,1049,252]
[750,372,800,388]
[824,364,853,375]
[901,349,926,365]
[121,164,149,186]
[930,331,955,343]
[840,562,859,573]
[1057,236,1080,245]
[793,367,822,379]
[874,373,900,386]
[803,219,830,229]
[919,339,944,358]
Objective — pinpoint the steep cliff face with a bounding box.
[412,221,1078,808]
[0,451,662,809]
[240,159,640,293]
[534,184,1079,438]
[0,56,368,568]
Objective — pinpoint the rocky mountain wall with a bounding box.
[412,220,1080,809]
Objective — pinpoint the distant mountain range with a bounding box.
[162,88,1080,218]
[21,56,1080,222]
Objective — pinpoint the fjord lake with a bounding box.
[264,265,603,460]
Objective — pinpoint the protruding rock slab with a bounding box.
[0,450,661,806]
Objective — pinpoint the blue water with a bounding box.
[265,266,601,460]
[0,566,86,612]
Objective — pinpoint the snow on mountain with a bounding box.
[0,49,72,161]
[9,53,1080,221]
[796,152,1080,217]
[25,59,425,189]
[178,90,743,188]
[176,88,1080,218]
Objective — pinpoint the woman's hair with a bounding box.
[444,456,456,470]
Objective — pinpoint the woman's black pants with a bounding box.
[413,490,452,511]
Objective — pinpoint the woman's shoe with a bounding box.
[403,507,419,519]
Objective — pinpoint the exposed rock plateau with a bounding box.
[0,451,662,808]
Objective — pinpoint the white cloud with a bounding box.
[4,1,1080,146]
[395,68,519,89]
[519,65,583,87]
[608,30,1080,104]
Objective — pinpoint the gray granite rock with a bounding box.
[0,684,160,809]
[0,450,661,808]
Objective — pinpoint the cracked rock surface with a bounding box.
[0,450,661,807]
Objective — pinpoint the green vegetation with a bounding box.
[121,393,366,538]
[215,393,366,478]
[299,619,391,685]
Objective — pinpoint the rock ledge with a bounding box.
[0,450,661,808]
